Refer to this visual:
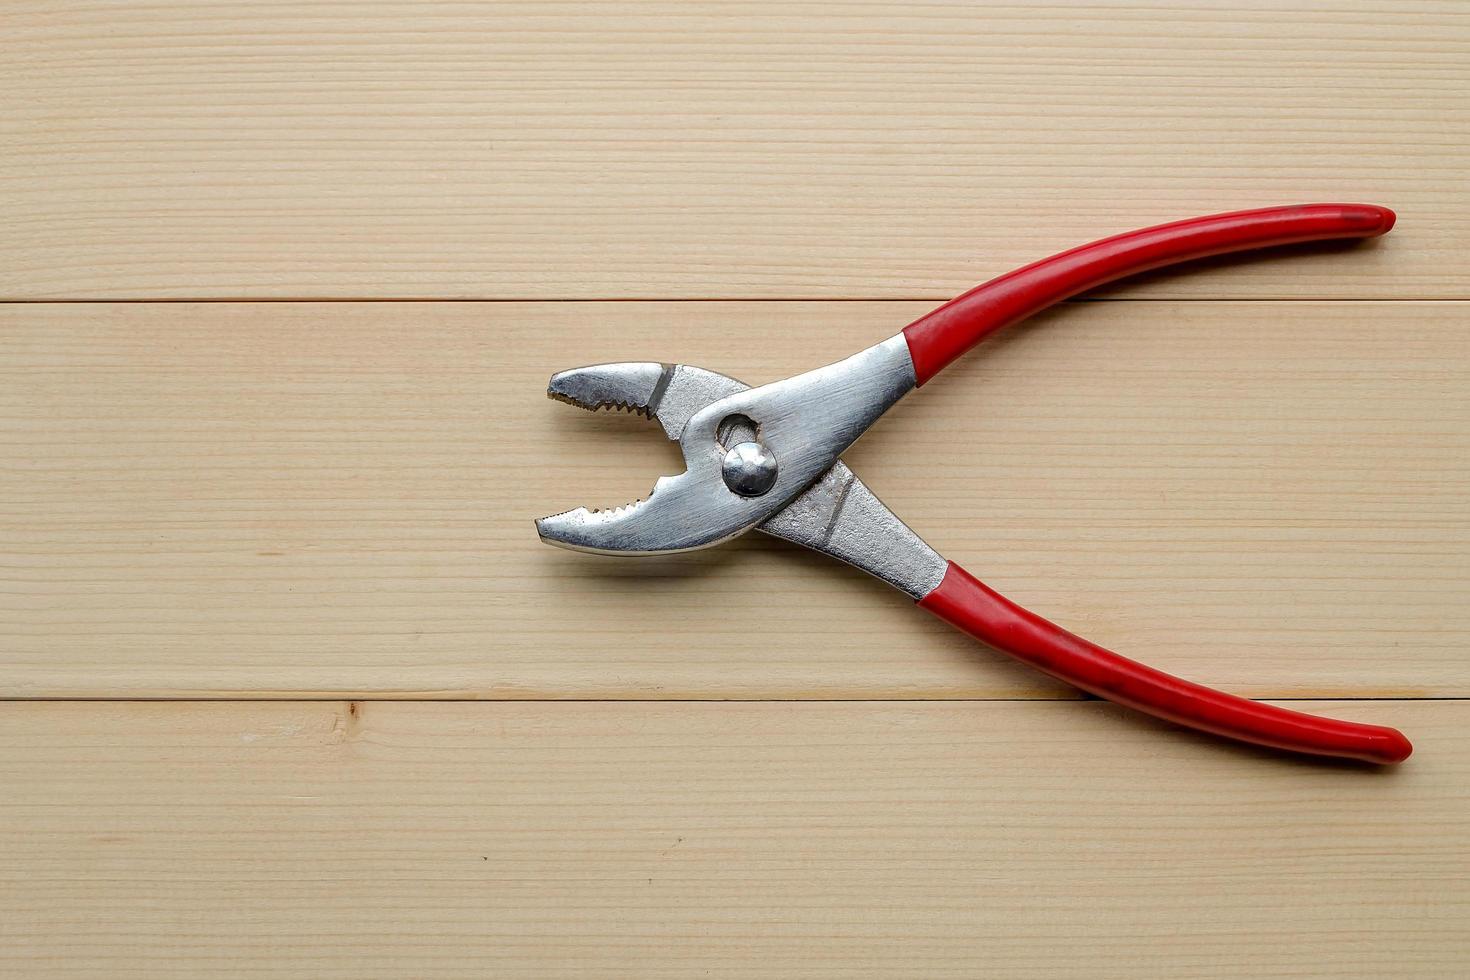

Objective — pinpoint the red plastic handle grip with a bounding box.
[901,204,1395,385]
[919,562,1412,763]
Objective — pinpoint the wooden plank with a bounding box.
[3,1,1464,300]
[0,699,1463,978]
[3,300,1466,699]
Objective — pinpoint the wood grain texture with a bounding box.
[0,699,1464,978]
[4,1,1466,300]
[4,300,1466,698]
[4,1,1466,970]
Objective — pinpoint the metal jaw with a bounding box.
[536,335,918,555]
[536,361,747,554]
[536,339,947,598]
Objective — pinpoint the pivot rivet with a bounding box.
[721,441,779,497]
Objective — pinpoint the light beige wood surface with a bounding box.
[1,699,1465,979]
[4,300,1467,698]
[4,1,1466,300]
[5,2,1468,974]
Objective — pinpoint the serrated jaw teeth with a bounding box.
[534,497,650,551]
[546,362,669,421]
[547,392,652,417]
[535,474,686,554]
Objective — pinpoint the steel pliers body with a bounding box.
[538,204,1411,764]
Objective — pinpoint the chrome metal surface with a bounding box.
[546,362,746,441]
[537,334,917,555]
[538,346,946,597]
[547,361,665,419]
[654,366,751,442]
[721,441,779,497]
[760,462,947,599]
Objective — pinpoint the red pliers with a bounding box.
[538,204,1411,764]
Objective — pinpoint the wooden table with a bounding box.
[4,3,1467,976]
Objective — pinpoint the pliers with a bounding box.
[537,204,1411,764]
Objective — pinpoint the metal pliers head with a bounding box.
[537,334,917,555]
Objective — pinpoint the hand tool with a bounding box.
[536,204,1411,764]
